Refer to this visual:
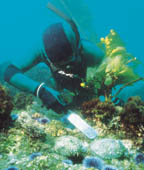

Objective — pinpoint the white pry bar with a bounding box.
[67,110,97,139]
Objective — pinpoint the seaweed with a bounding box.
[0,84,13,129]
[120,96,144,137]
[81,98,116,125]
[86,29,143,101]
[12,92,34,110]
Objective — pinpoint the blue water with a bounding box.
[0,0,144,99]
[85,0,144,63]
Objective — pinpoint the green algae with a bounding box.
[12,92,34,110]
[86,29,141,101]
[0,96,144,170]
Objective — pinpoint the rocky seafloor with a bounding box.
[0,89,144,170]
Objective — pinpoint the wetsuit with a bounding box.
[2,22,104,109]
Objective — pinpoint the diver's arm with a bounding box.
[3,62,42,94]
[3,62,67,112]
[81,39,104,67]
[3,49,48,93]
[3,50,45,93]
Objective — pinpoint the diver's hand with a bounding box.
[36,84,67,113]
[59,89,74,104]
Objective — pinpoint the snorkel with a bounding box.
[47,2,81,61]
[46,2,80,49]
[46,2,84,77]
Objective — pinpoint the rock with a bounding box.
[54,136,88,157]
[89,138,128,159]
[16,111,46,139]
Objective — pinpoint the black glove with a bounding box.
[36,84,69,113]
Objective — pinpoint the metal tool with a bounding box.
[67,110,97,139]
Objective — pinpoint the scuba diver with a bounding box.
[2,3,104,113]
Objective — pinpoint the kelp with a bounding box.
[86,29,142,101]
[0,84,13,129]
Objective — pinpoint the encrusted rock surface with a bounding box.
[89,138,128,159]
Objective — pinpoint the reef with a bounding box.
[0,95,144,170]
[80,96,144,157]
[81,98,116,124]
[89,138,128,160]
[81,95,144,140]
[12,92,34,110]
[0,84,13,129]
[120,96,144,137]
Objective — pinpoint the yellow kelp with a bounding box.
[100,29,139,84]
[100,29,125,57]
[86,29,140,98]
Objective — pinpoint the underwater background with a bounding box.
[0,0,144,100]
[0,0,144,170]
